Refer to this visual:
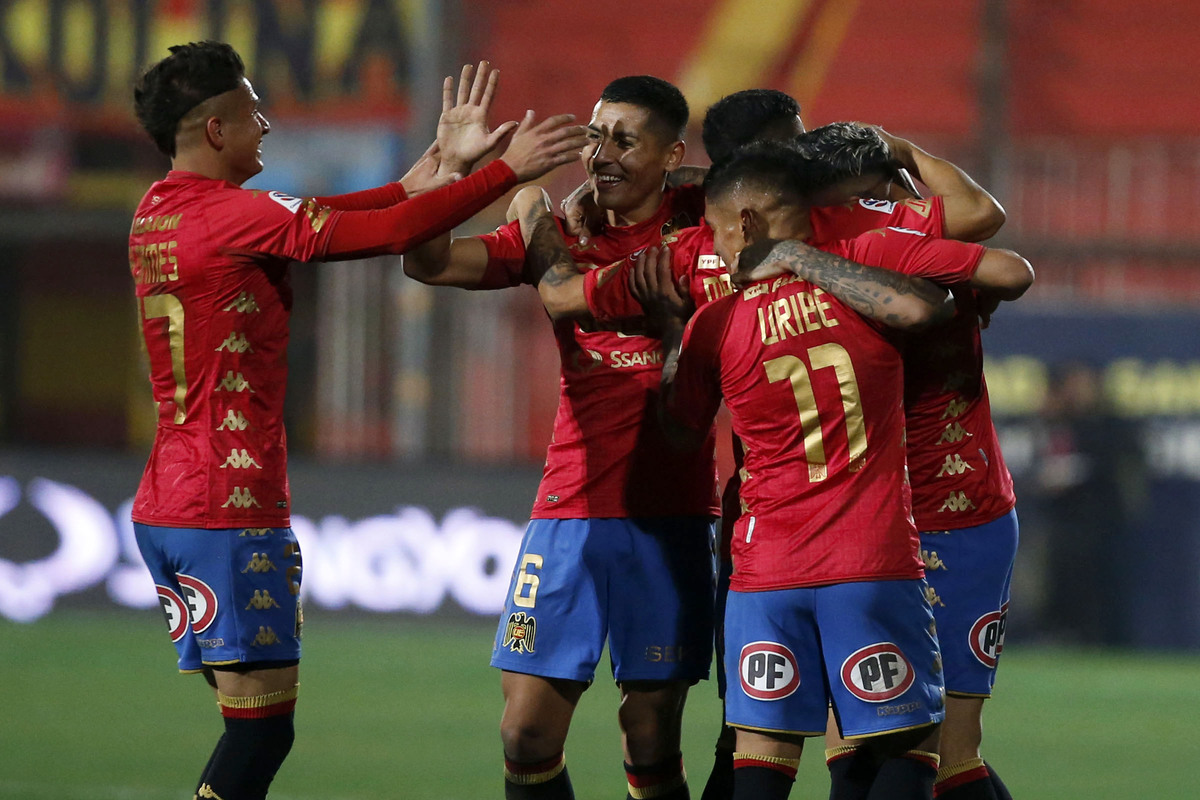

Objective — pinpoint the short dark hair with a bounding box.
[704,140,816,207]
[134,41,246,157]
[701,89,802,164]
[792,122,896,190]
[599,75,689,141]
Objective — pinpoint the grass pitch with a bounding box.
[2,610,1196,799]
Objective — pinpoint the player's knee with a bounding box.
[500,716,566,762]
[617,685,687,761]
[863,722,939,761]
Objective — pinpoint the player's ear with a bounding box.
[664,139,686,172]
[204,115,225,150]
[739,208,759,244]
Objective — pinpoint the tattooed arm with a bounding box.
[734,238,954,330]
[512,187,591,319]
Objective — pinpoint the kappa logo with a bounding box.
[970,603,1008,668]
[738,641,800,701]
[503,611,537,653]
[841,643,915,702]
[267,190,305,214]
[154,584,190,642]
[176,573,219,633]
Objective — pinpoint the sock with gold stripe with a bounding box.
[934,757,998,799]
[196,686,299,800]
[827,745,876,800]
[504,752,574,800]
[732,752,799,800]
[866,750,940,800]
[625,753,689,800]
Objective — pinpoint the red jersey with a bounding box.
[478,184,720,518]
[666,229,982,591]
[903,291,1016,529]
[130,162,518,528]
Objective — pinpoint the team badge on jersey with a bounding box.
[176,573,219,633]
[155,584,190,642]
[738,641,800,700]
[503,612,537,654]
[970,603,1008,668]
[267,191,304,214]
[858,198,897,213]
[841,643,915,702]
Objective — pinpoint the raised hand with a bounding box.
[437,61,519,177]
[500,110,589,183]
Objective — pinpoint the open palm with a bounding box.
[437,61,518,177]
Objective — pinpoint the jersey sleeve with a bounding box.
[665,299,732,434]
[850,226,985,284]
[476,219,531,288]
[313,181,407,210]
[321,159,519,260]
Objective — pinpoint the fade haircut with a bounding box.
[792,122,897,191]
[704,140,816,208]
[702,89,802,164]
[134,41,247,157]
[599,75,689,141]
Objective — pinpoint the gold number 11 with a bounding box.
[764,342,867,482]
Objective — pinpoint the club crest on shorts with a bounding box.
[176,573,219,633]
[841,643,915,702]
[155,584,190,642]
[738,641,800,701]
[503,612,537,654]
[970,603,1008,668]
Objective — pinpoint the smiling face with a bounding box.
[583,100,683,225]
[221,78,271,184]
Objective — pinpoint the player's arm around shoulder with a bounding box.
[735,237,954,330]
[873,125,1006,242]
[970,248,1034,301]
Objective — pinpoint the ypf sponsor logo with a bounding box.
[841,643,914,702]
[739,641,800,701]
[970,604,1008,668]
[155,584,190,642]
[176,574,219,633]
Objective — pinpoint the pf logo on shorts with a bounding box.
[970,604,1008,668]
[739,641,800,701]
[841,643,914,702]
[155,585,190,642]
[176,573,219,634]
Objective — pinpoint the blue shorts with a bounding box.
[134,524,303,672]
[724,580,945,738]
[920,508,1019,696]
[490,516,716,684]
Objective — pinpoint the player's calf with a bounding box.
[625,753,688,800]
